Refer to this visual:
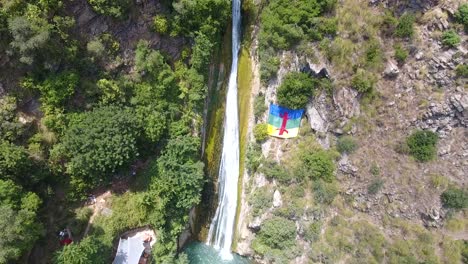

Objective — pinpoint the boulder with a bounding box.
[306,105,328,133]
[384,60,400,77]
[248,217,262,232]
[273,189,283,208]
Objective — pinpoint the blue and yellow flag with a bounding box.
[267,104,304,139]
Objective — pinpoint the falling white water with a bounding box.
[206,0,241,260]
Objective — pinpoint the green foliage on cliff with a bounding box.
[277,72,315,109]
[258,0,337,81]
[0,179,43,263]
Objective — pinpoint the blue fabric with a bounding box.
[269,104,304,120]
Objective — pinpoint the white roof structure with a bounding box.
[113,230,156,264]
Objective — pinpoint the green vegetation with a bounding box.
[406,130,438,162]
[395,13,415,38]
[394,44,409,64]
[368,178,384,195]
[455,64,468,78]
[277,72,315,109]
[336,136,358,154]
[253,123,268,142]
[351,69,377,95]
[261,160,294,184]
[87,0,130,18]
[246,143,263,173]
[54,236,107,264]
[441,30,461,48]
[0,0,230,261]
[296,146,336,182]
[252,216,298,262]
[249,187,272,217]
[441,187,468,209]
[254,93,267,120]
[51,106,140,199]
[454,4,468,31]
[258,0,337,81]
[0,179,43,263]
[153,15,169,34]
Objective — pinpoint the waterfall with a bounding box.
[206,0,241,260]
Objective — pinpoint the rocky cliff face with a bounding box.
[236,0,467,263]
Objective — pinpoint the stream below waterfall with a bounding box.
[183,242,250,264]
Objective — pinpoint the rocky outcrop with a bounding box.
[416,93,468,138]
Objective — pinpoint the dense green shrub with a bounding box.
[277,72,315,109]
[256,217,296,249]
[454,4,468,31]
[153,15,168,34]
[51,106,140,196]
[337,136,358,154]
[275,200,304,220]
[351,69,377,95]
[87,0,130,18]
[259,50,280,82]
[0,141,33,184]
[254,123,269,142]
[53,236,108,264]
[441,30,461,48]
[313,179,338,204]
[249,187,272,217]
[31,71,79,108]
[394,44,409,64]
[297,149,335,182]
[86,39,105,58]
[395,13,415,38]
[456,64,468,78]
[406,130,438,162]
[441,187,467,209]
[246,143,263,173]
[368,178,384,195]
[0,96,23,142]
[8,14,52,65]
[0,179,43,263]
[261,160,294,184]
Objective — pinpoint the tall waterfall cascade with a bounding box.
[206,0,241,260]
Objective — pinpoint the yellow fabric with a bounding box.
[267,124,299,139]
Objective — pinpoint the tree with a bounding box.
[8,7,52,64]
[52,106,140,193]
[0,96,23,142]
[0,179,42,263]
[34,71,79,107]
[151,135,204,212]
[0,140,30,182]
[53,236,108,264]
[277,72,315,109]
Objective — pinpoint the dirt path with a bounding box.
[83,191,112,237]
